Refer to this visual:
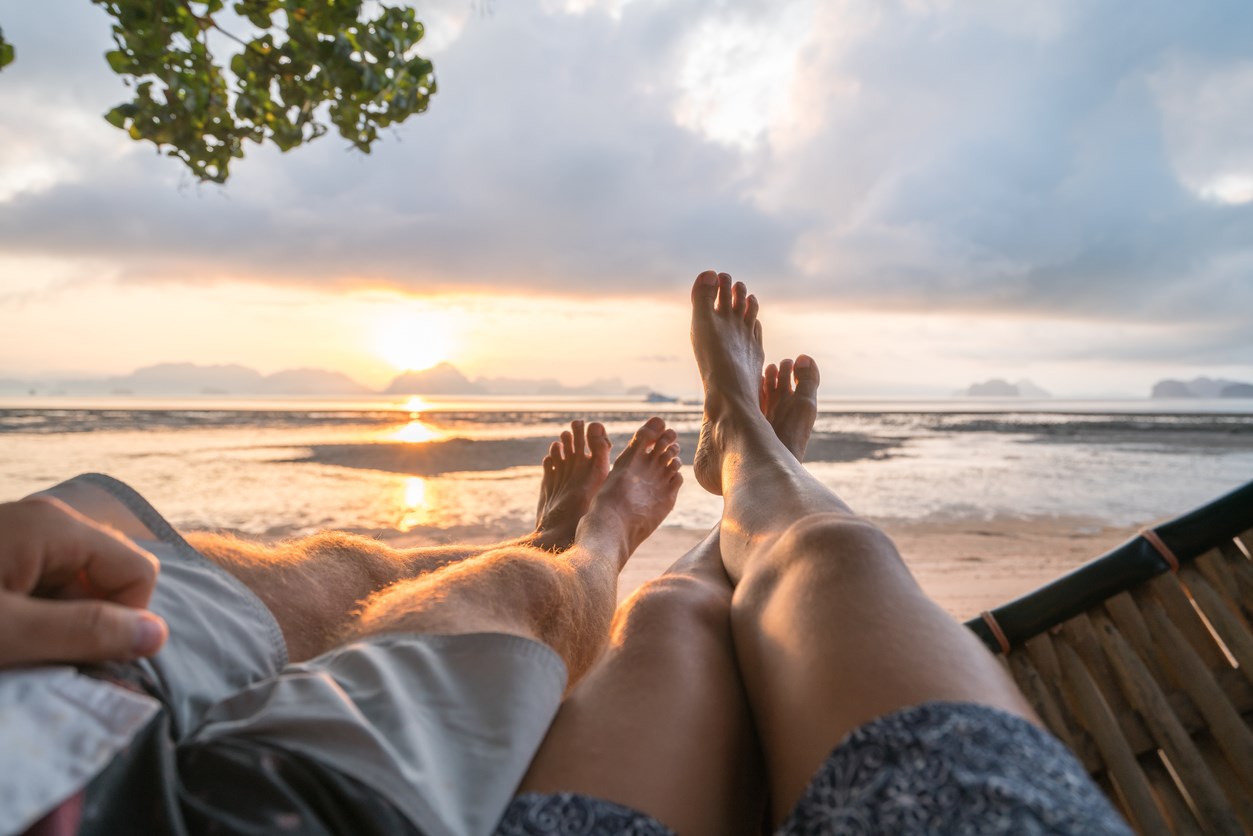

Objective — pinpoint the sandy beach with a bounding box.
[381,513,1141,620]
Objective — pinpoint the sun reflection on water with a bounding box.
[398,476,430,531]
[395,419,441,443]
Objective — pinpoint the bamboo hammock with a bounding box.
[963,480,1253,835]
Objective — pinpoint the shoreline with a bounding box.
[376,513,1142,620]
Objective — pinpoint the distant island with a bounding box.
[1151,377,1253,399]
[0,361,656,398]
[960,379,1051,398]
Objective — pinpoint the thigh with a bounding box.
[514,574,765,836]
[731,517,1037,819]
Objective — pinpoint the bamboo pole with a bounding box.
[1055,638,1168,835]
[1090,612,1241,834]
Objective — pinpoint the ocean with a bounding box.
[2,396,1251,540]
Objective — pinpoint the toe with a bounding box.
[549,440,564,462]
[745,293,759,325]
[716,273,734,314]
[762,363,779,413]
[753,318,763,347]
[692,271,720,309]
[661,442,681,465]
[794,354,820,395]
[621,417,666,461]
[654,428,678,455]
[572,420,586,457]
[561,430,574,460]
[587,422,612,466]
[732,281,748,316]
[779,359,795,395]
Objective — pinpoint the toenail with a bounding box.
[698,272,718,285]
[796,356,813,368]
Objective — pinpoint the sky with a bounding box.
[1,0,1251,397]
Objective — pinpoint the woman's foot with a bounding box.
[762,355,820,462]
[690,270,769,495]
[575,417,683,568]
[666,357,821,579]
[533,420,612,551]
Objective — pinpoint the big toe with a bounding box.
[691,271,720,311]
[620,417,667,463]
[588,422,612,470]
[793,354,820,397]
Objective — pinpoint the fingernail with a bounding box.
[133,612,167,656]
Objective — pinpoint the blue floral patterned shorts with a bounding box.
[497,701,1131,835]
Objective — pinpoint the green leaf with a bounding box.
[105,49,131,73]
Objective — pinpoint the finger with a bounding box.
[0,593,168,666]
[18,498,160,609]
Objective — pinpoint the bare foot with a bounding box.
[665,360,820,579]
[690,270,766,495]
[533,420,612,551]
[576,417,683,567]
[762,355,820,461]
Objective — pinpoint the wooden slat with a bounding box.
[1090,612,1243,834]
[1218,539,1253,624]
[1141,598,1253,789]
[1145,574,1229,669]
[1008,651,1081,757]
[1195,734,1253,833]
[1196,548,1242,610]
[1183,570,1253,691]
[1022,632,1095,762]
[1061,615,1158,753]
[1106,592,1179,691]
[1055,638,1170,835]
[1142,752,1204,836]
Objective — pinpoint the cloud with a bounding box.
[0,0,1250,334]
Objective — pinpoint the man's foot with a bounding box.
[690,270,768,495]
[576,417,683,567]
[762,355,820,461]
[533,420,612,551]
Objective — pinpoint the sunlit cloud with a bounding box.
[0,0,1250,392]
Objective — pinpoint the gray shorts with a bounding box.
[18,473,568,836]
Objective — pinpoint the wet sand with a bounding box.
[383,514,1142,621]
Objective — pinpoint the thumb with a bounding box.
[0,593,168,666]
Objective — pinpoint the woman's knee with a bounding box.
[733,514,906,613]
[613,573,732,645]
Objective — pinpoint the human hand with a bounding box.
[0,497,168,667]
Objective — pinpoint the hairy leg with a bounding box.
[690,271,1036,821]
[341,418,684,687]
[512,364,821,834]
[186,420,613,662]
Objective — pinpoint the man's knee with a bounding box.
[613,573,731,645]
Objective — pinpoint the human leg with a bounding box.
[340,417,683,687]
[186,420,613,661]
[504,363,821,836]
[689,271,1037,819]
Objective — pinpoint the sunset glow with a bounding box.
[374,310,456,372]
[394,419,442,444]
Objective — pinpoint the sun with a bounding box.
[374,309,454,371]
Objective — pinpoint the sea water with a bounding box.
[1,396,1250,537]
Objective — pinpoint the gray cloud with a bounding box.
[1,0,1251,333]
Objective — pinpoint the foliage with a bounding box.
[0,27,13,69]
[1,3,435,183]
